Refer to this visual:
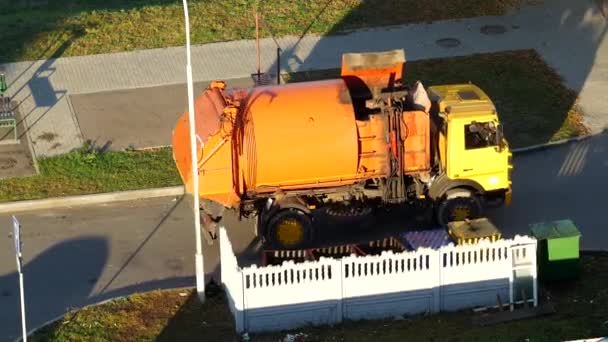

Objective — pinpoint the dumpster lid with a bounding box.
[447,218,501,239]
[530,219,581,240]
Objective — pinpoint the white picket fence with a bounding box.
[219,228,537,333]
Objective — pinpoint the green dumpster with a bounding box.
[530,219,581,282]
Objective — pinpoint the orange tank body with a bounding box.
[239,79,376,192]
[172,49,431,209]
[172,79,394,208]
[172,84,241,207]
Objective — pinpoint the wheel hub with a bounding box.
[452,206,471,221]
[276,219,304,247]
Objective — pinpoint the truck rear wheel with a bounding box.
[436,192,482,226]
[265,208,314,250]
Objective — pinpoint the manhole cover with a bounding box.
[436,38,461,48]
[0,157,17,170]
[480,24,507,35]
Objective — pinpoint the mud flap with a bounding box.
[200,198,225,245]
[201,213,218,245]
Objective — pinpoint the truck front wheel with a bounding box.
[265,208,314,250]
[436,191,482,226]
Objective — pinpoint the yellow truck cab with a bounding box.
[427,84,512,223]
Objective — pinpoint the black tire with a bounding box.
[436,195,482,226]
[415,202,435,226]
[264,208,314,250]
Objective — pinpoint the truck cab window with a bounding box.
[465,122,497,150]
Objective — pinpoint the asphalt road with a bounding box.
[0,195,256,342]
[487,132,608,249]
[1,133,607,341]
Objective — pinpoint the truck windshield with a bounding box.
[465,121,498,150]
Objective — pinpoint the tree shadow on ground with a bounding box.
[0,0,178,63]
[155,282,237,342]
[0,0,538,63]
[260,0,606,147]
[2,0,604,152]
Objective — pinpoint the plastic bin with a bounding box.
[399,229,454,250]
[530,219,581,282]
[447,218,502,245]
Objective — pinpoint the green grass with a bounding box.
[0,146,181,202]
[30,253,608,341]
[0,0,538,63]
[284,49,588,149]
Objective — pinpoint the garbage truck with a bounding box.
[172,49,512,249]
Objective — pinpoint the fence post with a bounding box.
[219,227,246,333]
[236,272,245,333]
[508,243,514,306]
[435,248,442,313]
[532,240,538,307]
[335,257,343,324]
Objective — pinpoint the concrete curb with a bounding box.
[511,133,599,154]
[0,186,185,214]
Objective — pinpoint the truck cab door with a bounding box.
[449,120,507,190]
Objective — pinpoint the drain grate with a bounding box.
[480,24,507,35]
[0,157,17,170]
[436,38,461,48]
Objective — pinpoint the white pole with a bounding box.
[182,0,205,303]
[12,215,27,342]
[17,255,27,342]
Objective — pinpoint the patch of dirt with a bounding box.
[480,24,507,35]
[436,38,461,48]
[0,156,17,170]
[37,132,58,142]
[0,139,36,179]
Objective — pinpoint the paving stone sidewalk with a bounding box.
[0,0,606,159]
